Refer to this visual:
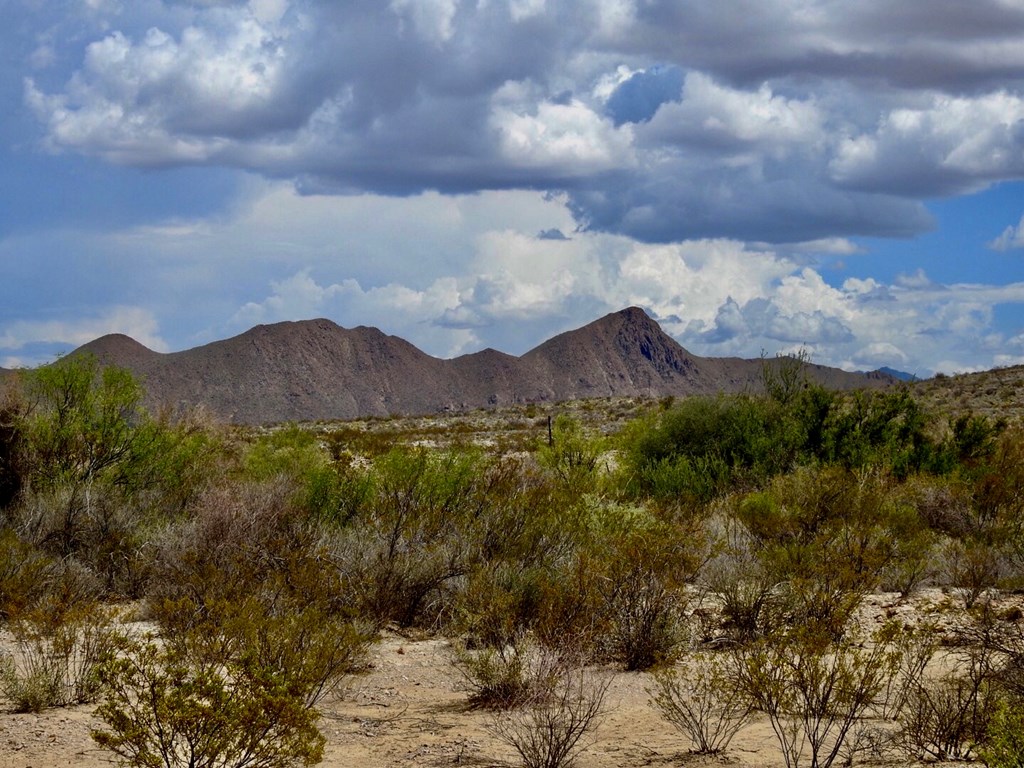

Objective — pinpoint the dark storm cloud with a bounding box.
[19,0,1024,244]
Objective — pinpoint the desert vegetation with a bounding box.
[1,353,1024,767]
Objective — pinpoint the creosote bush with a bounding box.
[980,699,1024,768]
[0,600,121,713]
[734,622,902,768]
[650,651,753,754]
[452,638,563,710]
[488,661,611,768]
[93,635,327,768]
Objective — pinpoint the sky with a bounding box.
[2,1,1024,378]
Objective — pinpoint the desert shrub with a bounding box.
[0,600,121,712]
[942,537,1009,608]
[878,525,939,597]
[975,427,1024,518]
[737,467,911,638]
[933,413,1006,478]
[0,386,27,511]
[815,387,934,476]
[897,637,997,762]
[875,622,940,721]
[531,554,608,659]
[305,456,374,528]
[454,563,549,651]
[980,699,1024,768]
[172,597,372,710]
[897,474,977,537]
[0,528,67,619]
[734,623,902,768]
[974,428,1024,582]
[242,426,328,481]
[596,549,690,670]
[92,635,327,768]
[448,462,595,646]
[453,638,563,710]
[488,661,611,768]
[325,447,504,629]
[958,604,1024,707]
[535,414,606,494]
[701,514,784,642]
[463,457,590,580]
[10,483,159,597]
[649,651,753,754]
[585,508,704,670]
[899,671,994,761]
[239,425,365,524]
[760,350,813,407]
[147,476,323,626]
[617,394,800,501]
[2,358,223,597]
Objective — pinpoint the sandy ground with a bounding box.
[0,589,1006,768]
[0,631,775,768]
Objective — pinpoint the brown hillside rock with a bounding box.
[69,307,893,424]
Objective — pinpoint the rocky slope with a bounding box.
[51,307,892,424]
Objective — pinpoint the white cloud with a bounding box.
[509,0,547,22]
[990,214,1024,251]
[830,91,1024,195]
[642,73,824,158]
[492,96,636,174]
[850,342,909,368]
[0,307,168,355]
[26,1,1023,244]
[24,10,291,164]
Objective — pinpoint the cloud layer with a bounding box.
[4,182,1020,376]
[23,0,1024,244]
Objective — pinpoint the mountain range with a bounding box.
[1,307,894,424]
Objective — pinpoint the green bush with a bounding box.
[0,600,121,712]
[736,467,916,637]
[980,699,1024,768]
[535,414,606,494]
[3,357,223,593]
[0,528,64,619]
[326,447,495,628]
[618,395,798,501]
[595,529,694,670]
[93,636,326,768]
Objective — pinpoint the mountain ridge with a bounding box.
[10,307,896,424]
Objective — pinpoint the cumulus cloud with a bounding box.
[22,0,1024,244]
[990,214,1024,251]
[3,181,1020,376]
[491,95,636,175]
[830,91,1024,196]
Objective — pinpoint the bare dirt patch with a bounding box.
[3,588,1007,768]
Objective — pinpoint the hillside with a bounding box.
[58,307,893,424]
[913,363,1024,422]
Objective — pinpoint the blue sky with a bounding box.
[2,1,1024,377]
